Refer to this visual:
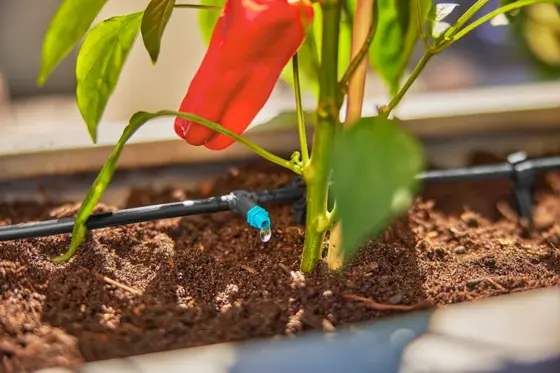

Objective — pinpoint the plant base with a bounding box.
[1,161,559,371]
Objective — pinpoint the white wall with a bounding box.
[0,0,208,123]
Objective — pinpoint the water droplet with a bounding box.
[260,227,272,242]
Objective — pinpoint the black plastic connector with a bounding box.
[507,152,535,226]
[291,176,307,225]
[229,191,271,230]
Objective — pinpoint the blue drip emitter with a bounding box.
[229,191,271,230]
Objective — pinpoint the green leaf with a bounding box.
[76,12,143,143]
[38,0,109,85]
[370,0,431,95]
[433,3,459,22]
[511,6,560,79]
[142,0,176,63]
[490,13,511,26]
[428,3,458,39]
[500,0,521,22]
[53,117,146,262]
[332,116,424,261]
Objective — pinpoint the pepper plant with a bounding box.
[38,0,557,271]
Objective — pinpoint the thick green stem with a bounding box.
[300,0,342,273]
[328,0,374,271]
[300,127,335,271]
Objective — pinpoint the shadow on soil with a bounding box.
[1,157,558,369]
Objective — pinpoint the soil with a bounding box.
[1,159,560,372]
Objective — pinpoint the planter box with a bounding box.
[1,82,559,373]
[36,287,560,373]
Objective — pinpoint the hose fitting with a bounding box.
[229,191,271,230]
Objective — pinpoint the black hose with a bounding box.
[420,163,512,183]
[0,155,559,242]
[0,185,303,241]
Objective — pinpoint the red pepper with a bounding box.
[174,0,314,151]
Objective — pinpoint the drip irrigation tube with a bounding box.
[0,186,302,241]
[420,154,560,183]
[0,153,559,242]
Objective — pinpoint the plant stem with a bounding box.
[300,0,342,273]
[174,4,222,10]
[338,24,374,94]
[384,0,502,116]
[384,51,432,115]
[341,0,355,25]
[416,0,430,48]
[292,54,309,165]
[328,0,374,271]
[443,0,490,39]
[451,0,556,42]
[390,0,497,109]
[344,0,374,123]
[142,110,301,174]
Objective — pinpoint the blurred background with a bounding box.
[1,0,559,124]
[0,0,559,179]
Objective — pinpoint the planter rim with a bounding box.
[1,81,560,180]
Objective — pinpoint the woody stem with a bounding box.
[327,0,374,271]
[338,24,374,95]
[299,0,342,272]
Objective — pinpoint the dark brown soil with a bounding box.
[1,162,559,373]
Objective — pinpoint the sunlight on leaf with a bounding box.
[142,0,176,63]
[332,116,424,261]
[38,0,108,85]
[370,0,431,96]
[490,12,511,26]
[435,3,459,22]
[76,12,143,143]
[432,21,452,37]
[427,3,457,40]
